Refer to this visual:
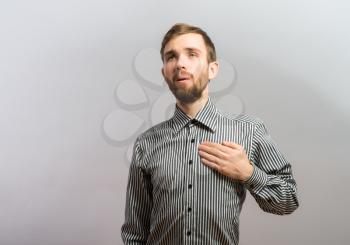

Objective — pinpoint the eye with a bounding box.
[165,55,175,62]
[189,51,197,57]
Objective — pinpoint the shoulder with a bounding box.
[131,119,172,165]
[216,108,265,128]
[135,118,173,146]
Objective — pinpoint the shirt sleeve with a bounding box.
[121,139,152,244]
[244,121,299,215]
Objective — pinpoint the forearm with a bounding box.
[244,165,299,215]
[121,223,148,245]
[121,142,152,244]
[121,169,152,243]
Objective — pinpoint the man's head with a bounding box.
[161,23,219,104]
[160,23,216,63]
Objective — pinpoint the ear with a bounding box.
[208,61,219,80]
[161,67,165,78]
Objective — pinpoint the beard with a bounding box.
[165,70,209,103]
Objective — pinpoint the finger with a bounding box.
[198,150,221,166]
[200,155,219,171]
[198,144,226,159]
[200,141,239,155]
[199,141,221,147]
[199,141,227,152]
[222,141,243,150]
[217,143,237,154]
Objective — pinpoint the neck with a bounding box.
[176,93,209,119]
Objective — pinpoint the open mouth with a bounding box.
[173,72,192,84]
[177,77,191,82]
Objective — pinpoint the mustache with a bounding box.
[173,71,193,81]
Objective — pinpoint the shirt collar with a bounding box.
[171,98,218,133]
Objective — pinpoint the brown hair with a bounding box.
[160,23,216,63]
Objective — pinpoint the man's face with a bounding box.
[161,33,218,103]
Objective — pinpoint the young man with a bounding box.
[121,23,299,244]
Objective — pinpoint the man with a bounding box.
[121,23,299,244]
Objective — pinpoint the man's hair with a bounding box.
[160,23,216,63]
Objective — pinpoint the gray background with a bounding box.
[1,0,349,244]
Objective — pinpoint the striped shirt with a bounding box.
[121,98,298,244]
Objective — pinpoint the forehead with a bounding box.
[163,33,207,54]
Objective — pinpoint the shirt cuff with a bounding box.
[243,164,268,194]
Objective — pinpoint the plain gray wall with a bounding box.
[1,0,349,244]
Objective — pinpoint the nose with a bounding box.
[176,54,187,70]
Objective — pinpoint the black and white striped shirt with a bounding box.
[121,98,298,244]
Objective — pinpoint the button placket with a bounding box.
[185,123,197,242]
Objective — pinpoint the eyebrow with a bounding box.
[185,47,202,54]
[164,50,176,59]
[164,47,202,58]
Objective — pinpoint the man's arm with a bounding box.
[121,140,152,244]
[243,121,299,215]
[198,121,298,215]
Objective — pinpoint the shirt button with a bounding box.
[191,138,195,143]
[187,231,191,236]
[189,160,193,165]
[188,184,192,189]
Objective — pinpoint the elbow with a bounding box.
[284,196,299,215]
[278,200,299,215]
[261,195,299,215]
